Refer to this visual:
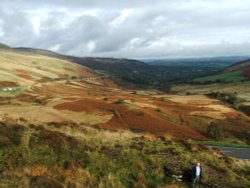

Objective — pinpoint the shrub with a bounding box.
[155,108,161,112]
[103,97,109,101]
[40,76,54,82]
[239,105,250,116]
[114,99,125,104]
[136,111,144,116]
[132,91,137,95]
[130,128,145,133]
[65,80,71,85]
[207,122,224,140]
[207,92,239,105]
[160,97,165,101]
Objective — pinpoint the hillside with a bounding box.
[225,59,250,80]
[172,60,250,117]
[9,46,222,90]
[0,43,10,49]
[193,59,250,84]
[0,45,250,187]
[67,56,226,90]
[0,49,98,87]
[0,45,249,140]
[1,120,249,188]
[226,59,250,71]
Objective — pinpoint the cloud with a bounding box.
[0,0,250,58]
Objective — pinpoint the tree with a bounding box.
[207,122,224,140]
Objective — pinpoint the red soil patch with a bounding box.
[16,94,38,103]
[225,112,240,119]
[0,81,19,87]
[100,107,205,140]
[17,73,33,80]
[54,98,205,139]
[15,69,34,80]
[34,83,249,140]
[0,96,9,105]
[32,83,87,97]
[54,98,115,113]
[15,69,28,74]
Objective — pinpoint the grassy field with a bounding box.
[193,71,245,84]
[195,139,250,148]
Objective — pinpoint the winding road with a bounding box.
[214,146,250,160]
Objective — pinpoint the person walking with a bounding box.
[192,162,202,188]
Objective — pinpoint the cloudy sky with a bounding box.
[0,0,250,58]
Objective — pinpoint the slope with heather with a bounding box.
[1,119,250,188]
[0,45,249,141]
[0,44,250,187]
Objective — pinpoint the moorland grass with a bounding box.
[0,120,249,187]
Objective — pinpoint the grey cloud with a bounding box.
[0,0,167,9]
[0,0,250,58]
[0,10,36,46]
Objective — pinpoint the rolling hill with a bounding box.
[0,48,97,87]
[0,44,249,140]
[193,58,250,84]
[172,59,250,117]
[1,45,249,141]
[6,44,224,90]
[225,59,250,80]
[0,44,250,187]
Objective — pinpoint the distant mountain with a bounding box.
[66,56,148,73]
[144,56,250,68]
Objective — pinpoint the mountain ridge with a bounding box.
[1,43,235,90]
